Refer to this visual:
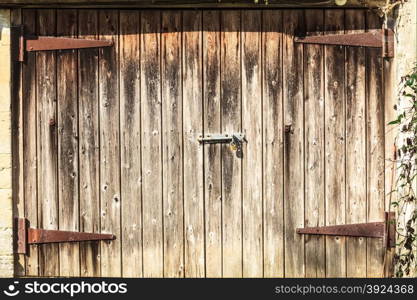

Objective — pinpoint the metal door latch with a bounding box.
[198,133,246,157]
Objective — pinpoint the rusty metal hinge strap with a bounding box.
[24,36,113,53]
[13,25,113,62]
[297,212,395,248]
[294,29,394,58]
[15,218,115,255]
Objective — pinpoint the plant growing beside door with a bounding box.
[389,66,417,277]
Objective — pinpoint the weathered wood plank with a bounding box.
[98,9,121,277]
[37,9,59,277]
[221,10,242,278]
[161,10,184,278]
[202,10,222,278]
[366,11,385,278]
[304,9,325,278]
[324,9,346,278]
[141,10,163,277]
[78,9,101,278]
[11,8,26,276]
[383,25,396,279]
[282,9,305,278]
[120,10,142,278]
[241,9,262,278]
[262,9,284,278]
[345,9,367,278]
[21,9,38,277]
[183,10,205,278]
[57,8,80,277]
[1,0,388,8]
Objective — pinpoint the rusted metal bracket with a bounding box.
[15,218,115,255]
[13,25,113,62]
[297,212,396,248]
[294,28,394,58]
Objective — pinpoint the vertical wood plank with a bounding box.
[141,10,163,277]
[241,9,262,278]
[202,10,222,278]
[282,9,305,278]
[22,9,38,277]
[183,10,205,278]
[221,10,242,278]
[324,9,346,278]
[57,8,80,277]
[99,9,121,277]
[161,10,184,278]
[78,9,101,278]
[37,9,59,277]
[11,8,26,276]
[383,27,396,279]
[345,9,367,278]
[304,9,325,278]
[120,10,142,278]
[262,10,284,278]
[366,11,385,278]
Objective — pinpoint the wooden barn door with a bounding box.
[12,8,390,277]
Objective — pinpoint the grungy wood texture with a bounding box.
[262,10,284,278]
[37,9,59,277]
[15,8,391,278]
[345,9,367,278]
[161,10,184,278]
[366,11,385,278]
[21,9,38,276]
[78,9,101,277]
[324,9,346,278]
[282,9,305,277]
[1,0,388,8]
[98,10,121,276]
[303,9,325,278]
[120,10,142,277]
[383,22,396,279]
[220,10,242,278]
[57,9,80,277]
[242,10,262,278]
[141,10,163,277]
[183,10,205,278]
[202,10,222,278]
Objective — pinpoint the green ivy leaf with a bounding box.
[388,119,401,125]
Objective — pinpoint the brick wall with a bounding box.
[0,9,13,278]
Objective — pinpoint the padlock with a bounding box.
[230,142,238,151]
